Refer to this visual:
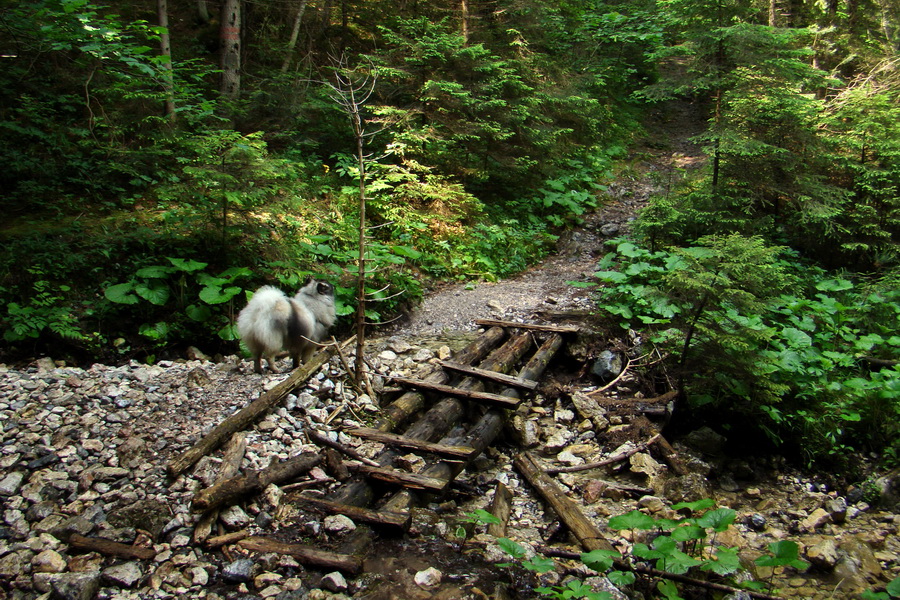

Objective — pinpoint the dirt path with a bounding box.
[388,100,707,336]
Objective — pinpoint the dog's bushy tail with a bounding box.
[236,286,292,355]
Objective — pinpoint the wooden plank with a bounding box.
[438,360,538,390]
[514,451,616,553]
[239,536,362,574]
[475,319,580,334]
[345,427,477,460]
[487,482,513,538]
[389,376,521,409]
[290,495,409,529]
[351,464,450,493]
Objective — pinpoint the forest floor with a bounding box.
[1,100,898,600]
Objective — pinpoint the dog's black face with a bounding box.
[316,281,334,297]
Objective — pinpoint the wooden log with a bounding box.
[514,451,615,552]
[389,376,521,408]
[193,432,248,544]
[350,464,450,493]
[192,452,323,511]
[68,534,156,560]
[239,536,362,574]
[374,326,507,432]
[167,343,339,478]
[487,481,513,538]
[474,319,580,334]
[289,495,409,529]
[345,427,478,460]
[649,428,689,476]
[437,360,538,390]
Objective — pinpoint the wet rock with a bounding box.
[107,499,169,540]
[583,576,628,600]
[806,538,839,570]
[630,452,665,479]
[219,505,251,530]
[591,350,623,382]
[682,426,726,456]
[663,472,713,504]
[824,496,848,524]
[746,513,767,531]
[510,414,541,448]
[834,539,882,594]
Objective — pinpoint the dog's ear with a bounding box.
[301,275,313,286]
[316,281,334,295]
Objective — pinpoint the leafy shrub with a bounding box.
[583,236,900,465]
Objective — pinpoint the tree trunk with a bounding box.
[220,0,242,99]
[461,0,469,42]
[280,0,309,73]
[157,0,176,123]
[769,0,777,26]
[196,0,210,23]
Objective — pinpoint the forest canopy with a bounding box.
[0,0,898,467]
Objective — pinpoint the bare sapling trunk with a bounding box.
[281,0,309,72]
[325,58,377,386]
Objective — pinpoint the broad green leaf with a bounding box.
[671,498,715,513]
[782,327,812,348]
[105,283,139,305]
[816,278,853,291]
[185,303,212,322]
[200,285,241,305]
[136,265,175,279]
[696,508,736,532]
[701,547,742,575]
[608,510,656,531]
[580,549,620,572]
[496,537,526,559]
[135,281,170,306]
[522,555,555,574]
[608,570,636,587]
[167,257,207,272]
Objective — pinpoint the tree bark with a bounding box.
[281,0,309,72]
[219,0,241,99]
[239,536,362,574]
[196,0,210,23]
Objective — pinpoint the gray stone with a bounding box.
[414,567,442,589]
[321,570,348,592]
[219,505,251,530]
[48,571,101,600]
[222,558,255,583]
[824,496,848,523]
[102,561,144,588]
[591,350,623,381]
[0,472,26,496]
[323,514,356,534]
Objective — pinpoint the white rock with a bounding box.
[414,566,442,589]
[321,570,348,592]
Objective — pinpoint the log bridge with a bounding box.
[143,320,706,591]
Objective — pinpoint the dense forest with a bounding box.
[0,0,898,470]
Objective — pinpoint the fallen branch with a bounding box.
[192,452,323,511]
[205,529,250,549]
[389,375,521,408]
[438,360,538,390]
[239,536,362,574]
[69,534,155,560]
[344,427,478,460]
[546,435,661,474]
[308,428,380,467]
[167,341,343,478]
